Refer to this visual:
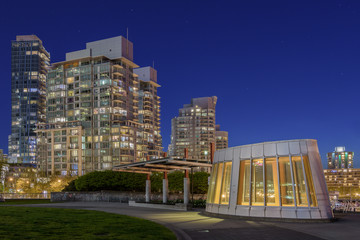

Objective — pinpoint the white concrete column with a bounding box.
[145,179,151,203]
[184,177,190,205]
[162,178,168,203]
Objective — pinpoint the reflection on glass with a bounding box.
[265,158,279,206]
[303,156,317,207]
[279,157,294,206]
[292,156,308,206]
[238,160,250,205]
[213,163,224,204]
[208,163,218,204]
[251,158,264,205]
[220,162,232,204]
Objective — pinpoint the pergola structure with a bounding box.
[113,155,212,204]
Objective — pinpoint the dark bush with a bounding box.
[62,179,76,191]
[190,199,206,208]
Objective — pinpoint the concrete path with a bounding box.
[12,202,360,240]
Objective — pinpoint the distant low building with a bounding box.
[324,168,360,199]
[327,146,353,169]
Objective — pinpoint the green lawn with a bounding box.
[0,199,52,205]
[0,207,176,240]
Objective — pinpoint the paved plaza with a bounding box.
[15,202,360,240]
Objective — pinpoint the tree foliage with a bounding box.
[14,175,76,193]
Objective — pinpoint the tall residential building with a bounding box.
[215,125,228,150]
[36,36,161,176]
[134,67,162,158]
[10,35,50,164]
[327,146,354,169]
[169,96,218,162]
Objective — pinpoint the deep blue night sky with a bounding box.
[1,0,360,167]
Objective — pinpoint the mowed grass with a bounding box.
[0,199,52,205]
[0,207,176,240]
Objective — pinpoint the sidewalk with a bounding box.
[14,202,360,240]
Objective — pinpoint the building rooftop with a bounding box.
[16,35,42,42]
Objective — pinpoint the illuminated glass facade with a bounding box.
[206,139,333,220]
[10,35,50,164]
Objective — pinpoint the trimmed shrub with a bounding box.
[62,170,210,194]
[73,171,146,192]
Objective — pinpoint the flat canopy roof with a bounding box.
[113,157,212,174]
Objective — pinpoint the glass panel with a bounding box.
[279,157,294,206]
[213,163,224,204]
[265,158,279,206]
[251,158,264,205]
[292,156,308,207]
[220,162,232,204]
[237,160,250,205]
[303,155,317,207]
[207,163,218,204]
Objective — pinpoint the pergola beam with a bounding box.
[114,169,151,174]
[124,167,170,172]
[167,160,212,168]
[144,164,191,170]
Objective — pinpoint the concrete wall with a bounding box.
[51,191,206,203]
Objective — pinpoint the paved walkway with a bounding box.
[13,202,360,240]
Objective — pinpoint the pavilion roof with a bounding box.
[113,157,212,174]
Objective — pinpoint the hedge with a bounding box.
[63,170,209,194]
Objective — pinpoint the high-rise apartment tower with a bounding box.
[10,35,50,164]
[134,67,162,158]
[36,36,162,176]
[169,96,220,162]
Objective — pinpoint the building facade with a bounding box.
[36,36,161,176]
[324,168,360,199]
[206,139,333,220]
[135,67,162,159]
[10,35,50,164]
[327,146,353,169]
[169,96,218,162]
[215,125,228,151]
